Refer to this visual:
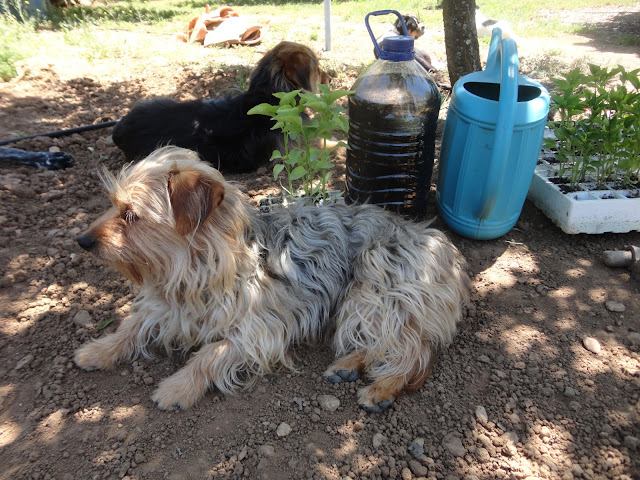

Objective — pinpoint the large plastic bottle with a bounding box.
[346,10,441,218]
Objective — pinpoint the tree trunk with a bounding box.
[442,0,482,86]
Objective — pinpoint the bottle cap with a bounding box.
[380,36,415,61]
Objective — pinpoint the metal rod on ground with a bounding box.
[0,120,118,147]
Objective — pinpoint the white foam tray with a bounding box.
[527,161,640,234]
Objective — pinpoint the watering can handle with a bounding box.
[365,10,409,60]
[475,37,520,220]
[485,28,503,74]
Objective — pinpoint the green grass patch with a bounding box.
[476,0,638,19]
[47,3,184,29]
[0,15,38,81]
[0,40,25,81]
[1,0,637,82]
[61,25,130,61]
[617,34,640,46]
[475,0,638,37]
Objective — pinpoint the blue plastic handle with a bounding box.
[484,28,502,75]
[475,29,520,220]
[365,10,409,59]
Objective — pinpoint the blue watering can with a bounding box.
[436,28,550,240]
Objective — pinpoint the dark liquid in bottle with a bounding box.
[346,72,440,218]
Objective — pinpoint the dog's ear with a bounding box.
[168,168,225,236]
[283,51,315,92]
[394,17,402,31]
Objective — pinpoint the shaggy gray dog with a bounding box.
[74,147,469,412]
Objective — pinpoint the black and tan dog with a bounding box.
[111,41,329,173]
[374,14,438,72]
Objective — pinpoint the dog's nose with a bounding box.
[76,233,97,251]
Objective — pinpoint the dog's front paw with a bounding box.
[357,385,395,413]
[151,372,206,411]
[325,368,360,384]
[74,341,115,371]
[324,352,365,384]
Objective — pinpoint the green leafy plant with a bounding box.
[248,84,352,201]
[544,67,586,182]
[545,63,640,189]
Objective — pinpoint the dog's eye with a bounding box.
[121,209,138,224]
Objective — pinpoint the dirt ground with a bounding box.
[1,5,640,480]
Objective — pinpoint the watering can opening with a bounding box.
[463,82,543,103]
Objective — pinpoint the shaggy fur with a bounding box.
[74,147,470,412]
[111,41,328,173]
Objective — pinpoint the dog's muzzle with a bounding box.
[76,233,97,251]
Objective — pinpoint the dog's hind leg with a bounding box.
[74,315,145,371]
[151,339,244,410]
[331,280,438,413]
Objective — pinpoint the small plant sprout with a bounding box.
[248,84,353,201]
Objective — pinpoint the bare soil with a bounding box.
[1,6,640,480]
